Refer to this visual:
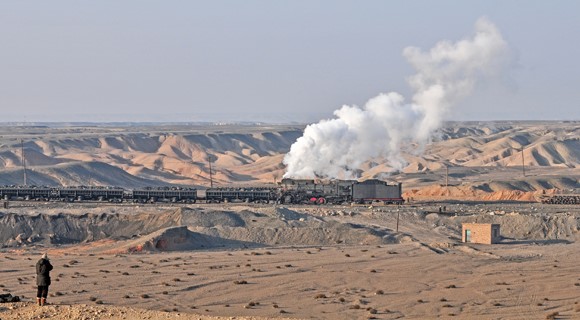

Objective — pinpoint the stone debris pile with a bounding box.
[0,293,20,303]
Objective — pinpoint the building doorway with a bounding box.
[465,229,471,242]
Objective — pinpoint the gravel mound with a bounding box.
[0,206,398,250]
[0,301,294,320]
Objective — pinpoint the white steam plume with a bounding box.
[283,17,510,179]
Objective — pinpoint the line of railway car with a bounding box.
[539,194,580,205]
[0,186,197,203]
[0,178,405,205]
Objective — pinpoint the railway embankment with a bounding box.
[0,206,403,250]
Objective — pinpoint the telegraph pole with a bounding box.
[445,164,449,196]
[208,156,214,188]
[521,147,526,177]
[21,139,27,186]
[396,209,400,232]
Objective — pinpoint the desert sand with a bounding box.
[1,202,580,320]
[0,122,579,319]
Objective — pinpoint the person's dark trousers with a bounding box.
[37,285,48,305]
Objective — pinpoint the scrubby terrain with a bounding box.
[1,202,580,319]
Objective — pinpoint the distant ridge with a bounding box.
[0,122,577,199]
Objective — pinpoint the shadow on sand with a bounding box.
[499,238,572,245]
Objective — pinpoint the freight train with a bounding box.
[0,179,404,205]
[539,194,580,205]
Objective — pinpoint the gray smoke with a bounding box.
[283,17,510,179]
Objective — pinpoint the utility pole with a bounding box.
[208,156,214,188]
[21,139,27,186]
[396,209,400,233]
[445,164,449,196]
[521,147,526,177]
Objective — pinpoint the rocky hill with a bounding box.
[0,122,577,199]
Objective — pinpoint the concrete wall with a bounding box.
[462,223,501,244]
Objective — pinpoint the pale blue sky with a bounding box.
[0,1,578,122]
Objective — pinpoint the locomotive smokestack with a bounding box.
[283,17,511,179]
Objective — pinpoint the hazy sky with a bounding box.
[1,1,578,123]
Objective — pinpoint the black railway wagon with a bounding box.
[130,188,197,203]
[0,186,52,200]
[540,194,580,205]
[205,187,277,203]
[352,179,403,204]
[52,187,125,201]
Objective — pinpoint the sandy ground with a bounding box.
[2,241,580,319]
[2,203,580,320]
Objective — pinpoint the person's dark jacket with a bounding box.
[36,258,53,286]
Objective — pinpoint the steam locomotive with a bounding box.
[0,179,404,205]
[277,179,403,205]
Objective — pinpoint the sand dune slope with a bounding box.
[0,122,577,201]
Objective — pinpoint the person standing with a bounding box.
[36,253,53,306]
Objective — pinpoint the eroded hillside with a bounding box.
[0,122,577,198]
